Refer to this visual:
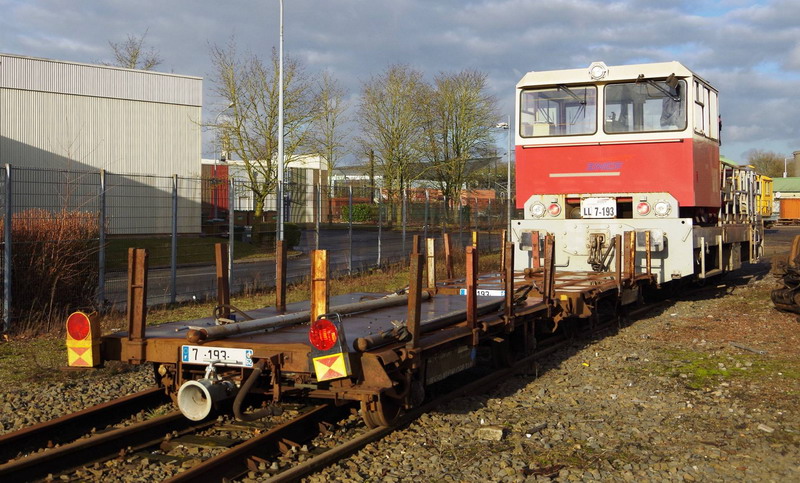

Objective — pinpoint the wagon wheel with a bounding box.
[360,394,402,429]
[360,400,380,429]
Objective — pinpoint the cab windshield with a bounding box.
[520,85,597,137]
[604,79,686,133]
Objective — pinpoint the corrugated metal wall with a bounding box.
[0,53,203,234]
[0,54,201,106]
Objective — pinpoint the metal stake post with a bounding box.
[215,243,230,319]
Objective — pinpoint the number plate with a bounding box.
[459,289,505,297]
[181,345,254,368]
[581,198,616,218]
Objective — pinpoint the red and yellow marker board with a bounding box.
[66,311,101,367]
[312,352,348,381]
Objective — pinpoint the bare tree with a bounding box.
[746,149,788,178]
[311,71,349,184]
[358,65,427,223]
[420,70,498,214]
[209,40,317,241]
[106,28,162,70]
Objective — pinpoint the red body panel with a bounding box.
[515,137,720,209]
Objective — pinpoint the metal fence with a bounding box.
[0,164,515,331]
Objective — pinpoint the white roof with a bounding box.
[517,61,714,92]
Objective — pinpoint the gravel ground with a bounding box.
[305,260,800,482]
[2,250,798,482]
[0,362,155,435]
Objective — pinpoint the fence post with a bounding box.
[348,185,353,274]
[484,198,490,256]
[377,186,382,266]
[3,164,12,332]
[442,194,447,236]
[402,188,407,256]
[458,196,463,250]
[424,189,429,243]
[315,183,321,251]
[474,196,479,244]
[170,174,178,304]
[97,169,106,308]
[228,177,235,290]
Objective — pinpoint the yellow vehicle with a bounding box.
[756,174,775,226]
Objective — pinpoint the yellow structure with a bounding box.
[756,175,774,218]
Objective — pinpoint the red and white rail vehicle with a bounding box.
[511,61,763,282]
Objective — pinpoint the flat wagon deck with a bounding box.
[71,233,656,427]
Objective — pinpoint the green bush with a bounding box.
[343,203,378,223]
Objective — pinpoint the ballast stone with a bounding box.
[475,425,505,441]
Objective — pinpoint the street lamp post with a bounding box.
[496,117,512,241]
[277,0,285,242]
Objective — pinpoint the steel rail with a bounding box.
[267,338,571,482]
[165,403,354,482]
[0,386,168,465]
[0,410,211,481]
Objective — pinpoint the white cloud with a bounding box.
[0,0,797,161]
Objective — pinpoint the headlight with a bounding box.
[588,61,608,80]
[530,202,546,218]
[654,200,671,217]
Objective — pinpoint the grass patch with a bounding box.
[0,250,503,383]
[0,337,65,384]
[105,236,271,270]
[653,348,800,390]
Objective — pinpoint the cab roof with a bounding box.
[516,61,715,92]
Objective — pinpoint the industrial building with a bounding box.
[200,155,328,225]
[0,53,203,234]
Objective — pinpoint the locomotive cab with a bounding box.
[512,61,762,284]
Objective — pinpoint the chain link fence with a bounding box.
[0,164,515,332]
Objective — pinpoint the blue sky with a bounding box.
[1,0,798,163]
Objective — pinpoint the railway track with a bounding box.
[0,386,209,481]
[0,387,168,466]
[0,281,726,482]
[0,335,572,482]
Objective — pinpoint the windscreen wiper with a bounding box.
[557,84,586,105]
[636,74,680,101]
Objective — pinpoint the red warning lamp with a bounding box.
[66,311,101,367]
[309,314,351,382]
[309,318,338,351]
[67,312,91,340]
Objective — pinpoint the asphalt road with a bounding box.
[105,225,798,309]
[104,228,502,307]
